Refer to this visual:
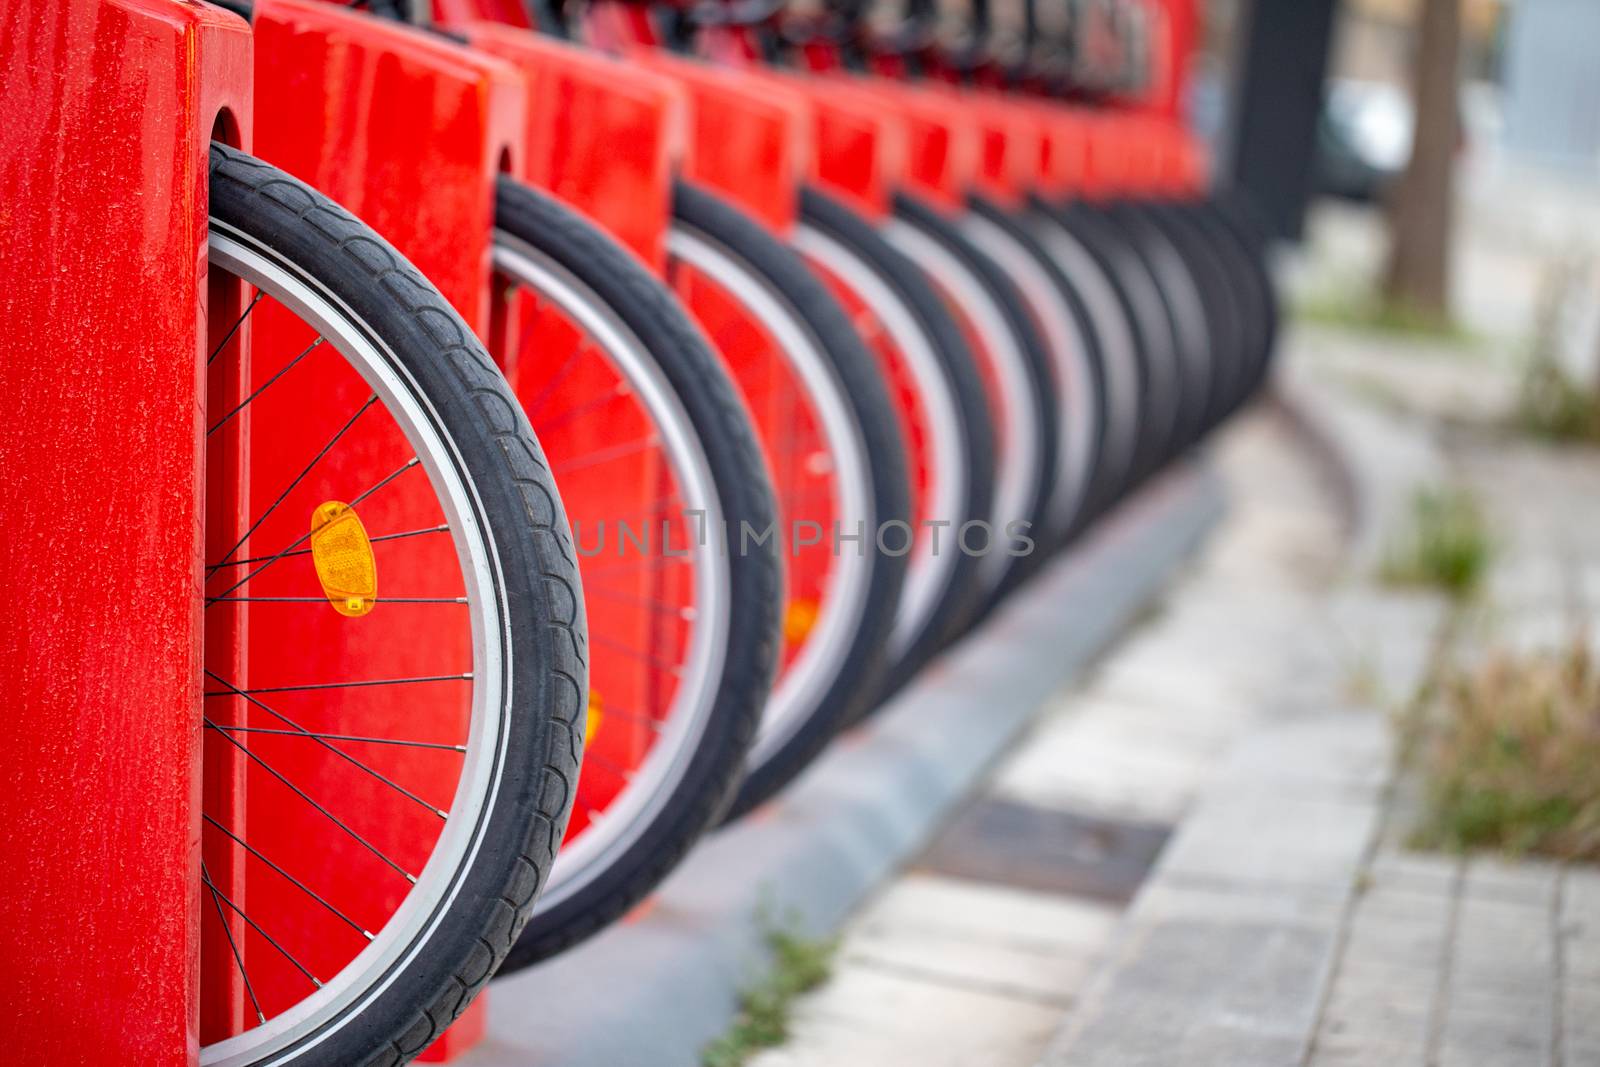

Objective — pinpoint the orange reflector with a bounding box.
[783,598,819,645]
[309,501,377,617]
[586,689,604,746]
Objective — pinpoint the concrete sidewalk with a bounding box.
[752,403,1373,1067]
[463,461,1222,1067]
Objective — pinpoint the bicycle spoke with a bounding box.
[208,524,449,570]
[206,672,451,820]
[206,717,419,882]
[203,814,375,940]
[579,583,697,619]
[210,393,380,570]
[206,457,421,598]
[207,596,467,605]
[550,434,662,478]
[586,704,664,732]
[205,724,466,753]
[202,866,325,990]
[202,859,266,1026]
[208,289,266,367]
[208,336,325,437]
[204,673,471,698]
[519,334,590,420]
[576,748,636,784]
[590,633,684,677]
[528,381,632,435]
[579,553,696,580]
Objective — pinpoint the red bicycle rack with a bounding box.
[0,3,250,1065]
[229,4,525,1057]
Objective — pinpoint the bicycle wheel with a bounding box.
[963,194,1105,556]
[794,187,996,696]
[1101,202,1212,461]
[1192,192,1281,416]
[1047,200,1183,488]
[1137,201,1250,437]
[202,144,584,1066]
[667,181,911,818]
[1025,195,1145,520]
[489,179,781,969]
[885,191,1056,606]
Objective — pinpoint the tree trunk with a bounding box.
[1382,0,1461,321]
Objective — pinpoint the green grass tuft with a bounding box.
[1379,486,1493,599]
[1297,290,1475,344]
[1515,354,1600,444]
[1410,636,1600,860]
[701,914,837,1067]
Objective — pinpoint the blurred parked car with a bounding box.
[1315,78,1413,202]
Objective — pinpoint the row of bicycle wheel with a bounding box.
[184,0,1277,1063]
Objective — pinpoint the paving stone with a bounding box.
[850,874,1120,952]
[1213,711,1392,802]
[1560,982,1600,1046]
[1462,855,1562,909]
[1305,1033,1424,1067]
[1052,1004,1308,1067]
[1317,981,1434,1050]
[777,963,1064,1067]
[990,737,1210,823]
[1134,877,1348,928]
[839,935,1099,1007]
[1453,898,1555,991]
[1340,912,1449,973]
[1155,790,1379,887]
[1056,916,1336,1044]
[1366,851,1460,899]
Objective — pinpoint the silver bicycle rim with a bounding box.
[961,213,1098,536]
[883,218,1041,590]
[202,227,506,1067]
[793,224,967,659]
[1137,228,1212,438]
[1036,216,1142,496]
[666,225,875,764]
[492,232,730,913]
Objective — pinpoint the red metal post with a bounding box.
[457,23,684,268]
[0,2,251,1064]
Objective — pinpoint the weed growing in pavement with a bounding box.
[1516,355,1600,443]
[1379,486,1493,600]
[1410,634,1600,860]
[1512,252,1600,444]
[701,910,837,1067]
[1297,287,1476,344]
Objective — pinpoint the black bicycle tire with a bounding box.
[967,193,1107,558]
[892,190,1058,617]
[209,144,586,1067]
[492,179,781,970]
[666,180,911,820]
[795,186,996,703]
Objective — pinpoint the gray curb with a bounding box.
[1273,356,1448,575]
[462,461,1226,1067]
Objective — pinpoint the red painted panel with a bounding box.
[253,0,524,332]
[1036,107,1091,199]
[0,2,250,1064]
[839,79,979,214]
[969,93,1038,209]
[1138,0,1198,121]
[639,51,809,234]
[459,23,684,269]
[761,71,906,221]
